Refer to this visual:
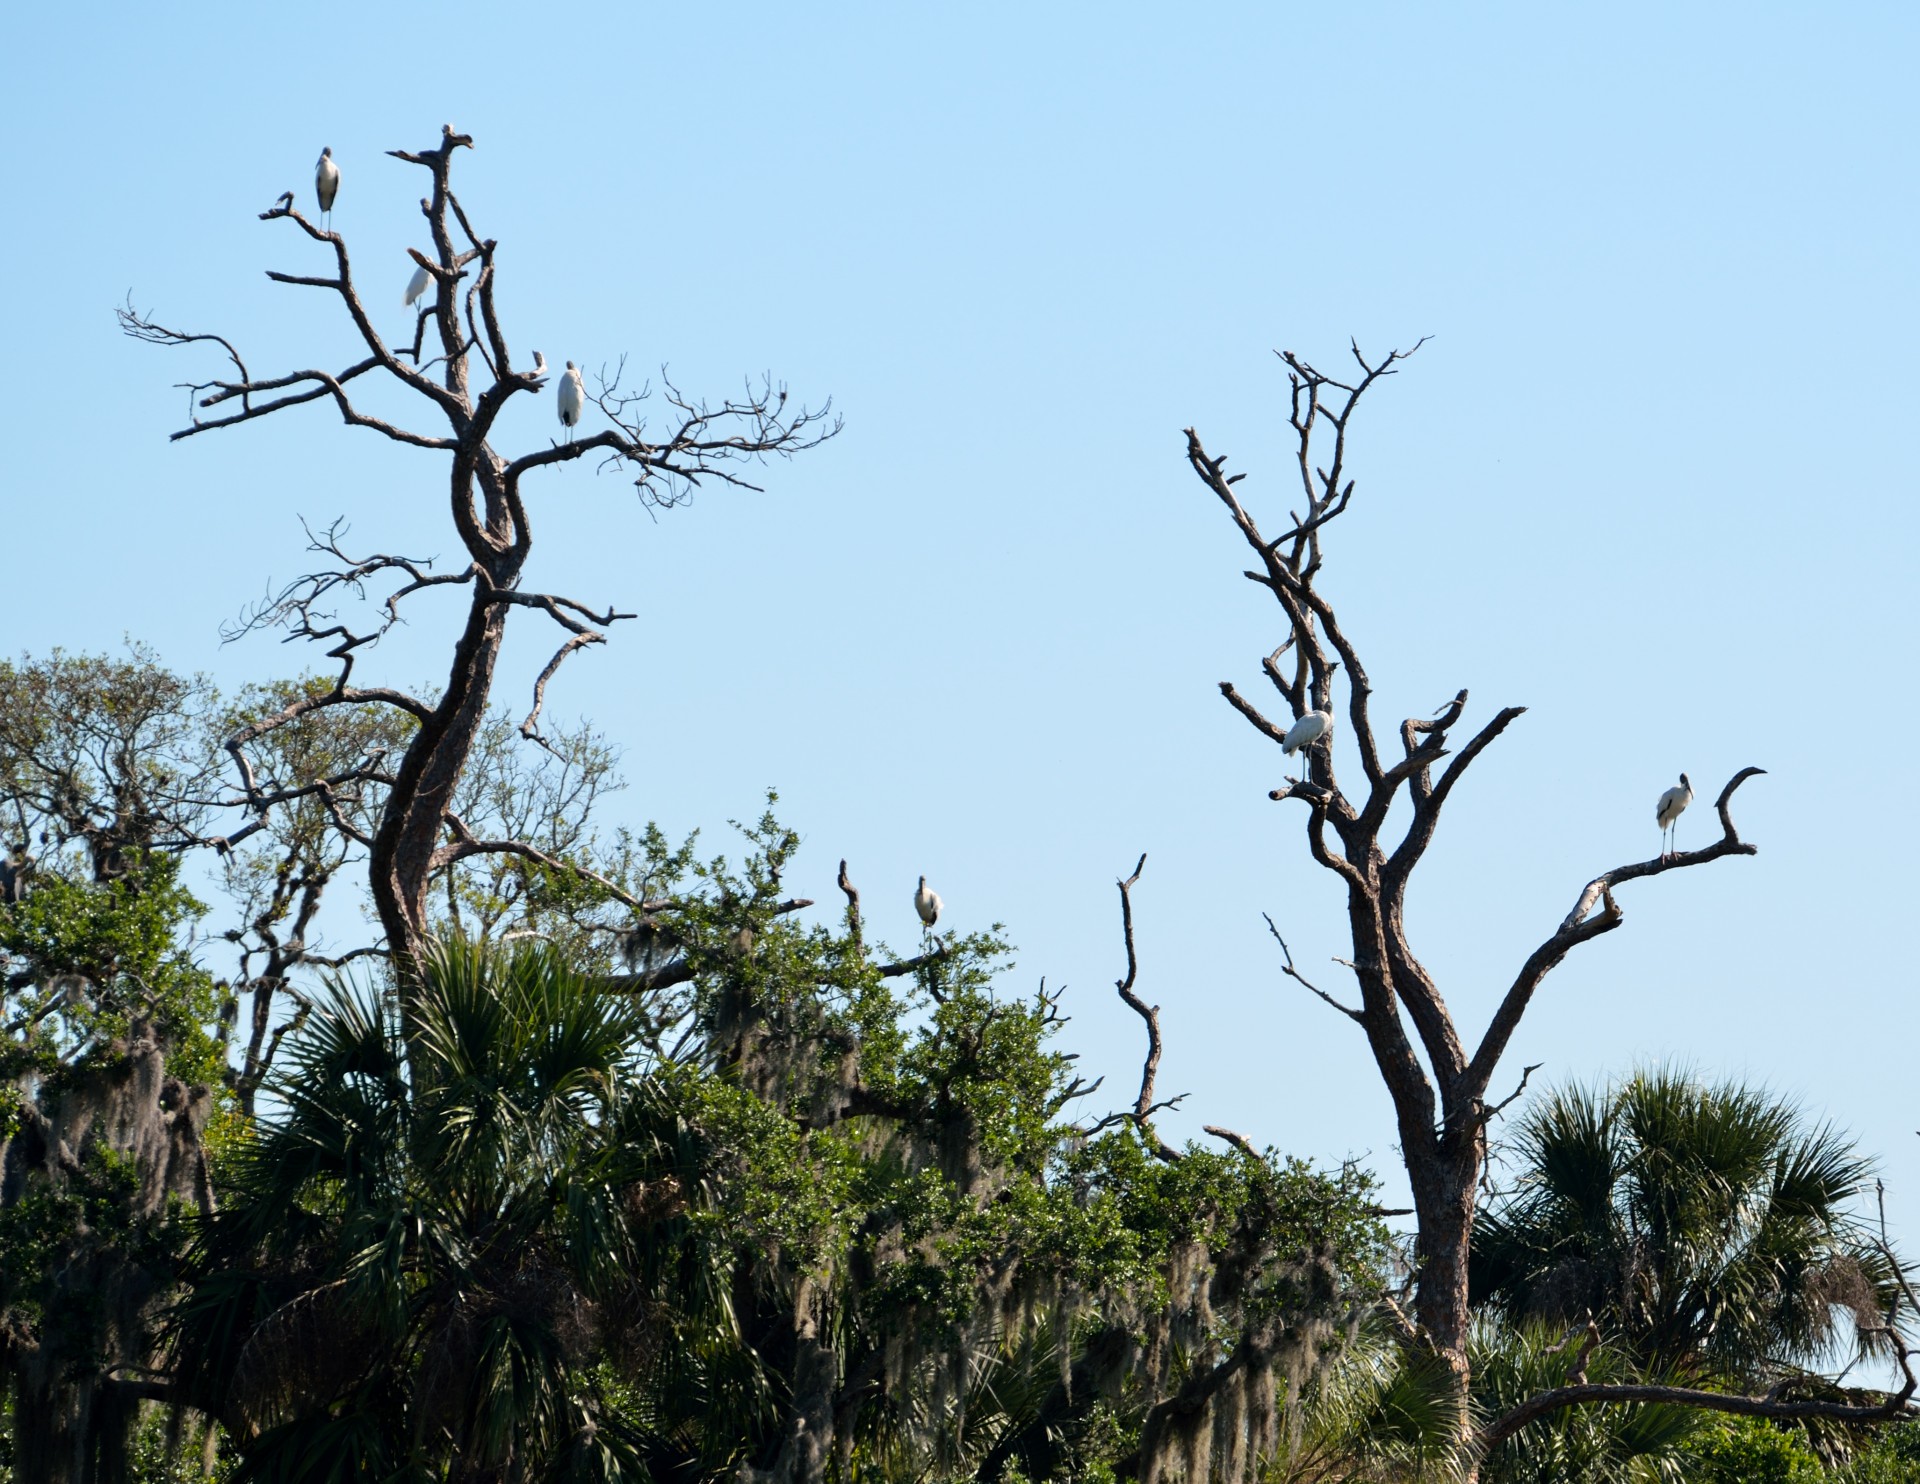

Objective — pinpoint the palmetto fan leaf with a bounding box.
[1469,1318,1703,1484]
[1472,1067,1895,1386]
[165,941,714,1482]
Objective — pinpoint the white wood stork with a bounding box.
[315,147,340,227]
[915,876,943,937]
[1281,708,1335,779]
[404,263,431,308]
[557,361,585,440]
[1656,773,1692,860]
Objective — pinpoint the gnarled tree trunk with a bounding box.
[124,124,834,978]
[1185,343,1786,1475]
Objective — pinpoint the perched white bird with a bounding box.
[914,875,943,934]
[404,263,432,308]
[1281,708,1335,778]
[557,360,585,440]
[315,147,340,226]
[1655,773,1692,860]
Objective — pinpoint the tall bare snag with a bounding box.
[121,125,835,976]
[1186,342,1910,1473]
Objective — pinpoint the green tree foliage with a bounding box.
[1472,1069,1897,1387]
[1,854,225,1484]
[1282,1317,1709,1484]
[9,648,1915,1482]
[0,648,222,887]
[0,647,600,1481]
[1,648,640,1111]
[2,856,227,1090]
[175,813,1390,1484]
[1470,1320,1704,1484]
[169,941,693,1482]
[1836,1420,1920,1483]
[1682,1416,1826,1484]
[618,812,1389,1484]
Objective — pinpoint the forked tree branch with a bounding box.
[1110,854,1183,1162]
[836,858,864,955]
[1186,342,1782,1471]
[1461,766,1766,1100]
[125,125,837,965]
[1263,913,1362,1023]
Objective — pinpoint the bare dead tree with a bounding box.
[1184,342,1911,1473]
[1102,854,1187,1161]
[121,125,836,982]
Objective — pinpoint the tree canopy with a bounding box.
[4,122,1916,1484]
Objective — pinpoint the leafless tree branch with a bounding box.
[1462,767,1766,1099]
[1186,340,1773,1475]
[1203,1125,1261,1159]
[1480,1363,1916,1454]
[1482,1062,1543,1123]
[1109,854,1183,1162]
[1263,913,1363,1023]
[125,123,836,968]
[836,858,864,956]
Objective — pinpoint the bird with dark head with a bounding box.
[914,875,943,938]
[1656,772,1692,860]
[314,147,340,228]
[557,360,585,440]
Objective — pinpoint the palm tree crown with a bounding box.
[1472,1068,1897,1384]
[167,941,711,1482]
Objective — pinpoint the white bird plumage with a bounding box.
[1655,772,1692,860]
[404,263,432,308]
[314,147,340,225]
[557,360,585,440]
[1281,707,1335,778]
[914,875,943,934]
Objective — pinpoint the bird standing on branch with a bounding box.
[314,147,340,228]
[1656,773,1692,860]
[557,360,585,441]
[915,876,943,939]
[1281,707,1335,779]
[404,263,431,308]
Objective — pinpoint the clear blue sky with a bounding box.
[4,4,1916,1260]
